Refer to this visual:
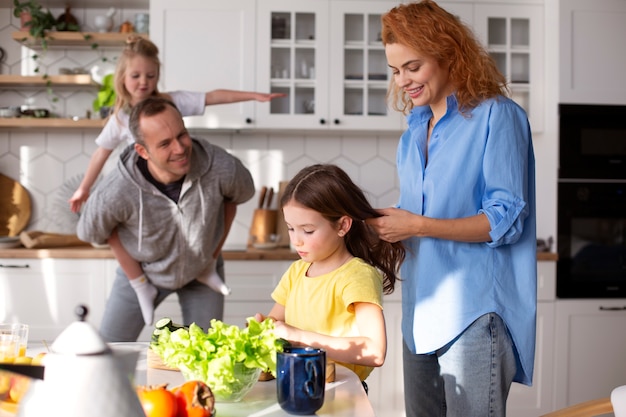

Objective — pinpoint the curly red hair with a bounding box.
[382,0,508,115]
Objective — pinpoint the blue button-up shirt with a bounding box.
[397,94,537,385]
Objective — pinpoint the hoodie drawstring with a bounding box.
[197,184,206,227]
[137,187,144,252]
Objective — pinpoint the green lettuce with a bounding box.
[151,318,282,399]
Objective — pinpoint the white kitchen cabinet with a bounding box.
[255,0,405,131]
[507,302,556,417]
[149,0,258,129]
[553,299,626,409]
[506,261,556,416]
[0,258,118,342]
[472,3,545,132]
[560,0,626,105]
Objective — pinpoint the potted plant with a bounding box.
[13,0,57,44]
[93,73,116,118]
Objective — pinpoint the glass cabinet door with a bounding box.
[474,4,544,132]
[256,0,403,130]
[329,2,403,130]
[256,1,329,129]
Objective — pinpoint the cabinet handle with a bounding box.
[245,118,253,124]
[319,119,326,125]
[599,306,626,311]
[0,263,30,269]
[333,119,340,125]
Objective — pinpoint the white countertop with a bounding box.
[22,343,376,417]
[146,353,376,417]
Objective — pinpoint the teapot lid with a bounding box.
[50,305,111,355]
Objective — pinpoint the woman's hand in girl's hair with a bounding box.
[366,207,420,243]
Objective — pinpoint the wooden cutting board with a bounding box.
[0,173,32,237]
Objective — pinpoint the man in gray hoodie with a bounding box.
[77,97,255,342]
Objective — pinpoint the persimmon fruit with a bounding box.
[136,384,179,417]
[171,380,215,417]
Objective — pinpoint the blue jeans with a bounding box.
[99,258,225,342]
[403,313,516,417]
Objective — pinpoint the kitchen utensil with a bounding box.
[0,107,20,118]
[94,7,116,33]
[20,108,49,118]
[249,209,278,247]
[19,231,90,249]
[0,236,21,249]
[0,363,44,379]
[258,186,268,209]
[17,305,145,417]
[0,173,32,237]
[265,187,274,209]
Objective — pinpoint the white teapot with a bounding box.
[17,305,145,417]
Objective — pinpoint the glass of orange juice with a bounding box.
[0,324,28,360]
[0,334,19,363]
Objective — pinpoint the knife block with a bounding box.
[248,209,278,247]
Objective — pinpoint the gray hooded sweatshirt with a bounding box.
[77,138,255,290]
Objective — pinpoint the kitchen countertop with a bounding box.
[0,247,301,260]
[19,342,376,417]
[0,247,558,261]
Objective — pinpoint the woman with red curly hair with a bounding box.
[367,1,537,416]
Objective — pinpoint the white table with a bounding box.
[25,343,376,417]
[143,349,376,417]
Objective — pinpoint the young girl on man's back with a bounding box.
[69,36,283,213]
[73,37,278,314]
[256,164,405,384]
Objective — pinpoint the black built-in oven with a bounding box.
[557,104,626,298]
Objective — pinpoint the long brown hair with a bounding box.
[281,164,405,294]
[112,36,161,116]
[382,0,508,114]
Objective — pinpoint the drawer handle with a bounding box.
[599,306,626,311]
[0,264,30,269]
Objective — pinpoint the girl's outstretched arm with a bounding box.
[271,302,387,367]
[69,147,113,213]
[204,90,286,105]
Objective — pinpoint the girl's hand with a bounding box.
[68,188,89,213]
[256,92,287,102]
[272,320,296,341]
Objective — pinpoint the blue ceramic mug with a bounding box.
[276,346,326,415]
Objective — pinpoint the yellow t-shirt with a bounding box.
[271,257,383,381]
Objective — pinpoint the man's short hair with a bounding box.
[129,96,182,145]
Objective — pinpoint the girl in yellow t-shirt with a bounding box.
[255,164,405,383]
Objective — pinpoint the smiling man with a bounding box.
[77,97,255,342]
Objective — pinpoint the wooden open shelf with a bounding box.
[12,31,148,48]
[0,74,97,87]
[0,118,106,129]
